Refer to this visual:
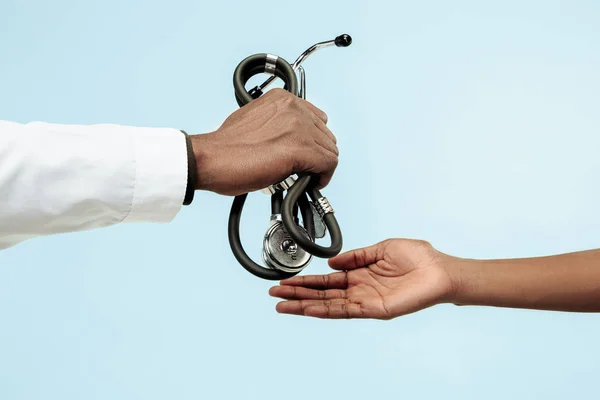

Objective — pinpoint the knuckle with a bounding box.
[280,92,298,107]
[330,154,339,168]
[270,88,287,98]
[356,305,366,318]
[341,303,349,319]
[288,114,304,129]
[381,239,395,247]
[312,107,327,122]
[269,90,295,108]
[414,239,433,250]
[310,102,326,116]
[354,249,364,267]
[260,89,277,102]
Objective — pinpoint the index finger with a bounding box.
[279,272,349,289]
[328,241,387,270]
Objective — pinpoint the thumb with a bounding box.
[328,241,387,271]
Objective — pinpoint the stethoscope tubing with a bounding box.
[228,53,342,280]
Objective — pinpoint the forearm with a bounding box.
[0,120,189,250]
[448,249,600,312]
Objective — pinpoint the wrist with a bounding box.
[442,255,481,306]
[190,131,220,192]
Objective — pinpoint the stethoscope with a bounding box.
[228,34,352,280]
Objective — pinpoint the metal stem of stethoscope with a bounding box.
[228,34,352,281]
[257,34,352,95]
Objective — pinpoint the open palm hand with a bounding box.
[269,239,456,320]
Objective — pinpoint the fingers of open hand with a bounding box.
[328,242,386,271]
[270,273,362,319]
[269,285,346,301]
[275,299,364,319]
[279,272,349,289]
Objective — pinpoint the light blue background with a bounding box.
[1,0,600,399]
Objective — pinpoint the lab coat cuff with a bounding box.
[124,127,188,223]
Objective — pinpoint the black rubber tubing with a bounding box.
[228,193,296,280]
[228,53,342,280]
[234,54,297,106]
[281,175,342,258]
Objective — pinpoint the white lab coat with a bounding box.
[0,120,188,250]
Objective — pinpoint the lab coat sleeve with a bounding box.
[0,120,189,250]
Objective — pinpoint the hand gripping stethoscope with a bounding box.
[228,34,352,280]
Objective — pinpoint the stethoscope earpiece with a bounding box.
[228,35,352,280]
[335,34,352,47]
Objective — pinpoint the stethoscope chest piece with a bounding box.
[262,217,313,274]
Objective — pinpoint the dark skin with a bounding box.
[270,239,452,319]
[203,88,600,319]
[270,239,600,319]
[190,88,338,196]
